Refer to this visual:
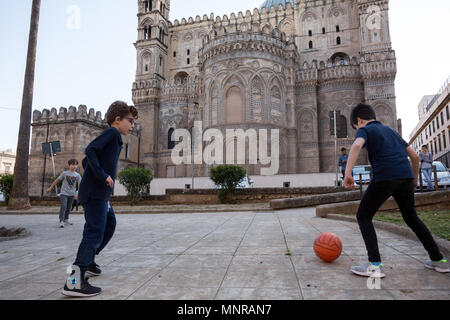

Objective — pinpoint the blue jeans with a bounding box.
[73,199,116,276]
[422,168,433,190]
[59,195,74,223]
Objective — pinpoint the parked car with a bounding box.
[0,191,4,202]
[352,165,372,186]
[419,161,450,189]
[236,175,254,189]
[215,175,254,189]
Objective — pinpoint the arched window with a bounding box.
[125,143,130,159]
[142,52,151,74]
[210,85,219,125]
[144,1,152,12]
[337,37,341,45]
[309,41,313,49]
[308,30,312,37]
[330,111,348,138]
[330,52,349,66]
[336,25,340,32]
[226,86,243,123]
[250,77,264,123]
[322,27,326,34]
[168,128,175,150]
[174,71,188,84]
[270,86,282,125]
[144,26,151,40]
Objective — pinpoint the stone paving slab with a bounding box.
[0,209,449,300]
[0,203,272,215]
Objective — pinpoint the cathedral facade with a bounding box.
[28,0,399,196]
[133,0,399,178]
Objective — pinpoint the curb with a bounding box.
[325,214,450,258]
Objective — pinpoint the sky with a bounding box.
[0,0,449,152]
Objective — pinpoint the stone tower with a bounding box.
[133,0,171,176]
[358,0,398,130]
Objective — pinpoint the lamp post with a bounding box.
[191,102,200,190]
[333,110,338,187]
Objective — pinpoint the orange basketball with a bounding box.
[313,232,343,262]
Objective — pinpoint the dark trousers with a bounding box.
[59,195,74,222]
[357,179,443,263]
[73,199,116,276]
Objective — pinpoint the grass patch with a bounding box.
[372,210,450,241]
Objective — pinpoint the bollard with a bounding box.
[359,173,363,199]
[419,168,423,192]
[433,165,439,191]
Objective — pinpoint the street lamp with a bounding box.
[333,110,338,186]
[191,102,199,189]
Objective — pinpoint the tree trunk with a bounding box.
[8,0,41,210]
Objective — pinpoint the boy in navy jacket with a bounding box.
[62,101,138,297]
[344,104,448,278]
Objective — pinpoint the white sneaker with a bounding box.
[59,222,65,228]
[64,220,73,225]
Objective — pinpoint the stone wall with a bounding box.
[29,105,141,196]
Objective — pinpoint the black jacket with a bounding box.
[78,127,123,203]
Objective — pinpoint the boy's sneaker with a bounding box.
[85,262,102,277]
[424,259,450,273]
[62,265,101,297]
[59,222,64,228]
[350,262,386,278]
[64,219,73,225]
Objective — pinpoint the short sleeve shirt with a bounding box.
[58,171,82,196]
[355,121,413,182]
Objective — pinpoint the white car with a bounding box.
[420,161,450,189]
[352,165,372,186]
[215,175,254,189]
[236,175,254,189]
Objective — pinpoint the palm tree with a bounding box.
[8,0,41,210]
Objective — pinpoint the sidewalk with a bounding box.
[0,208,449,300]
[0,203,272,215]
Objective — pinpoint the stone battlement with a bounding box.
[32,105,106,127]
[32,105,142,132]
[171,2,294,30]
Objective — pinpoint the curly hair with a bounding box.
[105,101,138,126]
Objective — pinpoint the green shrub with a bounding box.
[117,167,153,203]
[209,165,246,203]
[0,174,14,205]
[51,175,63,190]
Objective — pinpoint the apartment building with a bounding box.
[409,76,450,167]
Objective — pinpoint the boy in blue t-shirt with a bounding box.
[62,101,138,297]
[344,104,448,278]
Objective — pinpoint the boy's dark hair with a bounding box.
[105,101,138,126]
[422,145,428,149]
[350,103,377,129]
[68,159,78,166]
[341,148,347,152]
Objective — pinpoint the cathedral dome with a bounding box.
[259,0,294,11]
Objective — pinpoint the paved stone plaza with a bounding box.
[0,208,449,300]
